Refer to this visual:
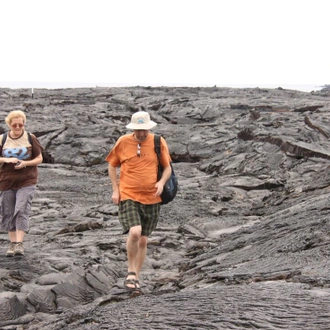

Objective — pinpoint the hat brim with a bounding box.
[126,121,157,130]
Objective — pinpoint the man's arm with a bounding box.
[155,165,172,197]
[108,163,120,205]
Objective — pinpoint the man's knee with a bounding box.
[129,225,142,241]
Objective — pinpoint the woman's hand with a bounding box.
[14,160,26,170]
[5,158,20,164]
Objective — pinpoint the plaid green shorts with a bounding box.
[118,199,160,237]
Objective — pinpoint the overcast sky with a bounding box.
[0,0,328,90]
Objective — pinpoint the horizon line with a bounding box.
[0,82,326,92]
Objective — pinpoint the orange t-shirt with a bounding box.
[105,133,171,204]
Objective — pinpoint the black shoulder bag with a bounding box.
[154,135,178,205]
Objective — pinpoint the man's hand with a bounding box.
[112,190,120,205]
[154,182,164,197]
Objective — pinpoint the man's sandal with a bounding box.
[124,272,138,290]
[124,272,142,295]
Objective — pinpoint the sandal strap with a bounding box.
[127,271,136,276]
[124,279,136,285]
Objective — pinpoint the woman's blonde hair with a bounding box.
[5,110,26,128]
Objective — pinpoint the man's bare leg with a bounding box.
[126,226,142,289]
[125,226,148,290]
[134,236,148,288]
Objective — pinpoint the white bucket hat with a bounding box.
[126,111,157,130]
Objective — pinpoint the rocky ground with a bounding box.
[1,85,330,329]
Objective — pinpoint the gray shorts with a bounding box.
[0,185,36,232]
[118,199,160,237]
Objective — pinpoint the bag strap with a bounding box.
[28,132,33,144]
[1,132,8,146]
[154,135,161,159]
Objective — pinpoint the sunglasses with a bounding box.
[11,123,24,128]
[137,143,141,157]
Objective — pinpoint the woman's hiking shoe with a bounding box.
[14,242,24,256]
[6,242,17,257]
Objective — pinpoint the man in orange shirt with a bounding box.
[105,111,172,295]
